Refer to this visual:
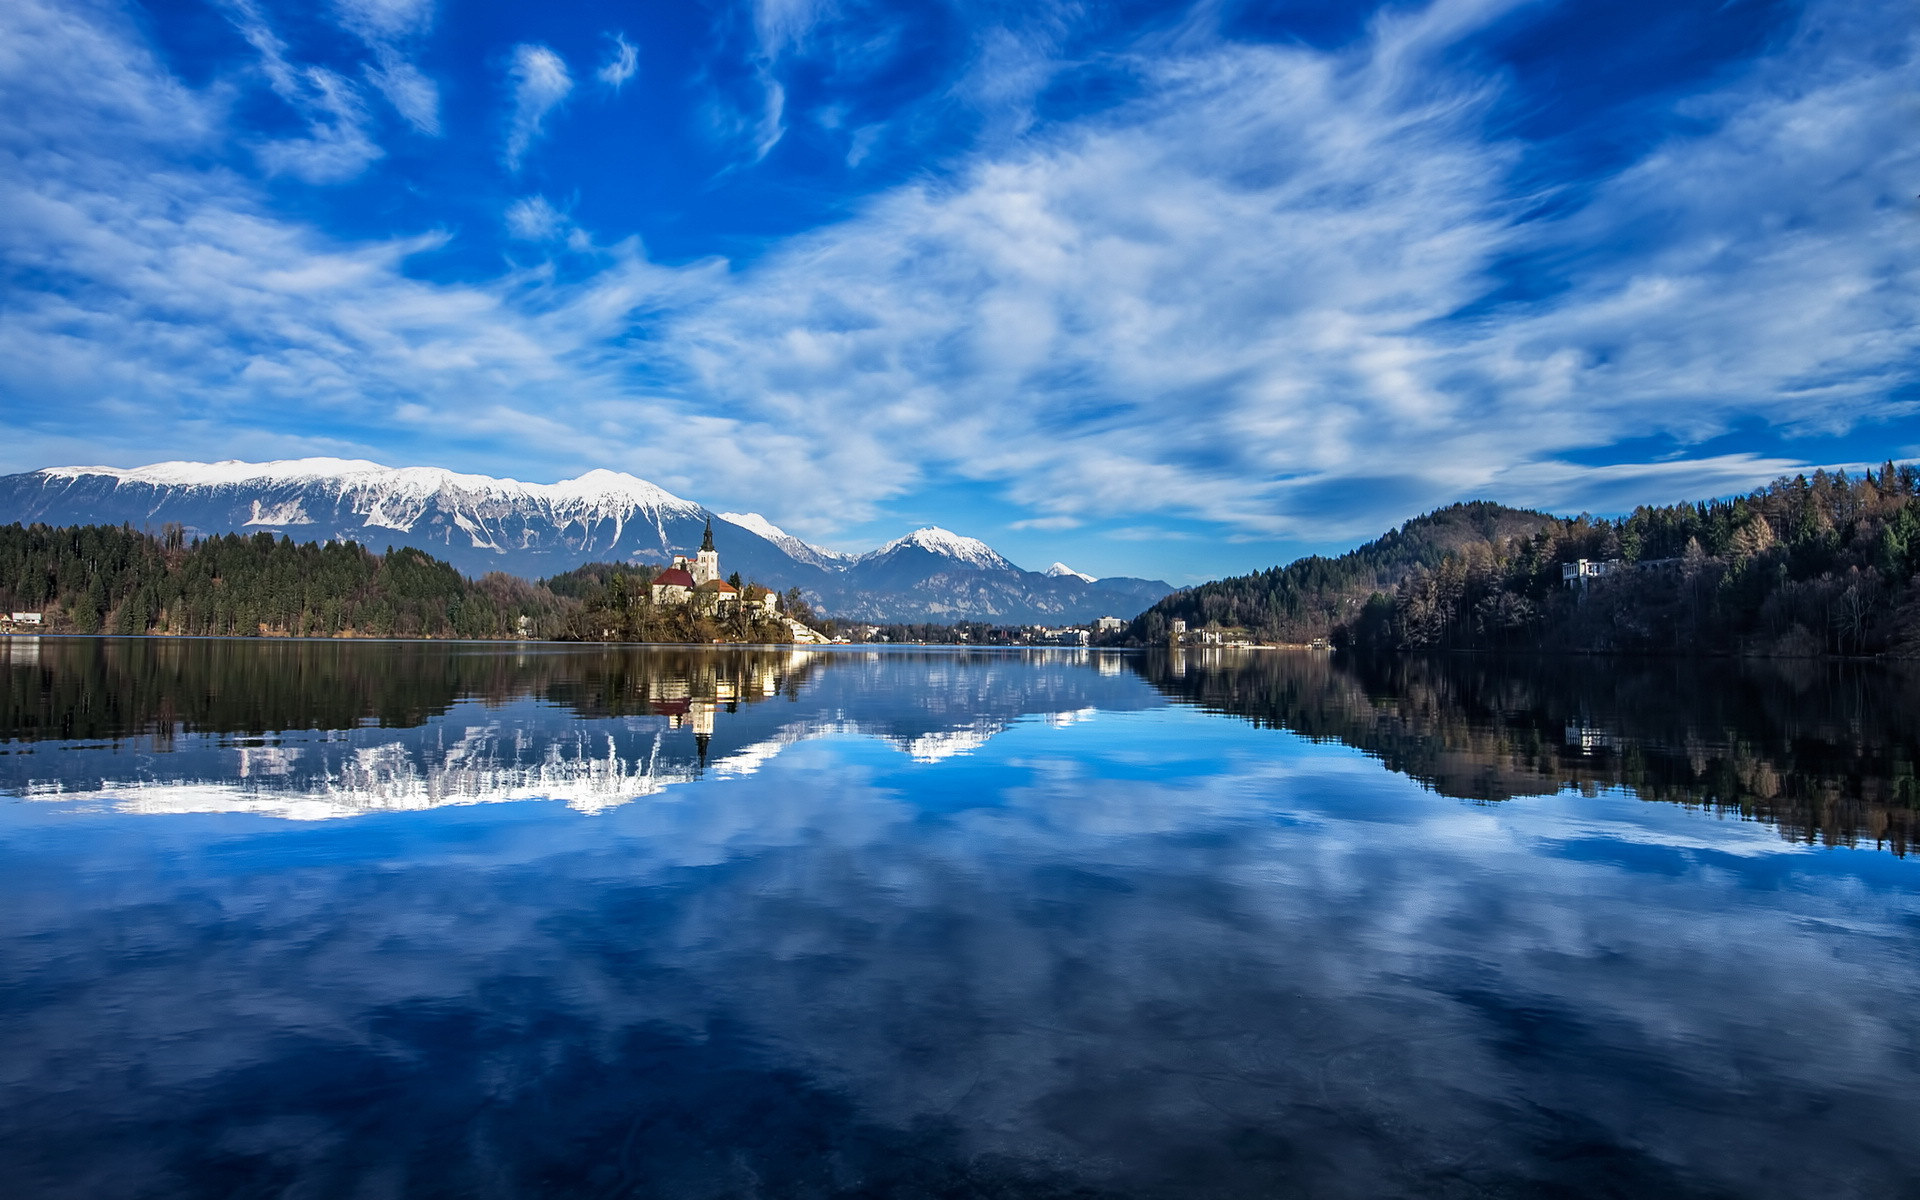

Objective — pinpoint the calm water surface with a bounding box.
[2,638,1918,1198]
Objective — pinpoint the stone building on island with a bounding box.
[650,520,781,618]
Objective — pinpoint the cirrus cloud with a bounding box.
[0,0,1913,565]
[503,43,572,170]
[597,31,638,91]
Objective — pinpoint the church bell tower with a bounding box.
[693,519,720,585]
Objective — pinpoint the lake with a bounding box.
[2,637,1918,1198]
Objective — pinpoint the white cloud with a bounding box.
[655,0,1920,535]
[228,0,384,181]
[333,0,432,41]
[254,65,383,182]
[702,0,836,164]
[0,1,692,476]
[597,31,637,91]
[503,43,573,170]
[505,195,563,241]
[0,0,211,155]
[366,57,439,135]
[0,0,1912,545]
[752,0,834,60]
[668,23,1522,532]
[333,0,441,134]
[1010,516,1081,531]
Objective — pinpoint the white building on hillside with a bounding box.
[648,521,782,618]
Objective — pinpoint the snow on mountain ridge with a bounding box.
[716,511,788,541]
[718,512,855,569]
[37,459,701,516]
[7,460,1180,620]
[867,527,1016,571]
[1047,562,1098,582]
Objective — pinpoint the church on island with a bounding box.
[650,521,782,617]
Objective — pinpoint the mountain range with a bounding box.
[0,460,1173,624]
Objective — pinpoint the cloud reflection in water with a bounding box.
[1,641,1917,1198]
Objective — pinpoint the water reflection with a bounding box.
[1,640,1918,1197]
[7,638,1916,855]
[1,639,1155,819]
[1138,648,1920,855]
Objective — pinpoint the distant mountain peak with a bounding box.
[718,511,853,570]
[717,511,793,542]
[1047,561,1097,582]
[869,526,1016,571]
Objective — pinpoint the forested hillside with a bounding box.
[0,525,812,643]
[0,524,572,638]
[1129,501,1557,643]
[1128,464,1920,657]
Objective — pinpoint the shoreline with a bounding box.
[7,630,1906,661]
[0,632,1136,651]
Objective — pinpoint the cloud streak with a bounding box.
[0,0,1912,559]
[226,0,384,182]
[503,43,572,170]
[657,0,1918,537]
[597,31,637,91]
[333,0,441,134]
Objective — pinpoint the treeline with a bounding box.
[0,523,572,639]
[1128,465,1920,657]
[0,526,812,644]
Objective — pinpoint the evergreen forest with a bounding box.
[0,524,799,643]
[1130,464,1920,657]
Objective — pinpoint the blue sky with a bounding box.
[0,0,1913,582]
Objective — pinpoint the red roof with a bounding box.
[697,579,739,593]
[653,568,694,587]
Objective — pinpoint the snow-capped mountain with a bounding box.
[0,459,1173,623]
[858,527,1018,575]
[824,527,1169,624]
[1047,562,1098,583]
[0,459,824,587]
[718,512,854,570]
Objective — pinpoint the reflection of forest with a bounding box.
[1135,649,1920,855]
[0,639,833,817]
[1,637,822,743]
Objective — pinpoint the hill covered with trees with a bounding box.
[0,525,794,643]
[1128,464,1920,657]
[1128,501,1558,644]
[0,524,573,639]
[542,561,804,643]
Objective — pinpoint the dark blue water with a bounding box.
[3,638,1918,1198]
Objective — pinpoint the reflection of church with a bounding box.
[647,651,791,765]
[650,521,781,615]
